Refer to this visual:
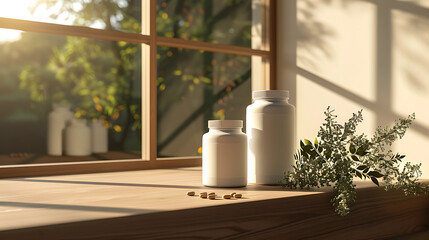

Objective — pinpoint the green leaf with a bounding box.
[300,140,305,149]
[308,149,317,158]
[370,177,379,186]
[301,144,312,154]
[368,171,384,178]
[357,165,367,170]
[351,155,359,162]
[304,139,312,146]
[314,138,318,145]
[356,146,368,156]
[355,171,363,179]
[349,144,356,154]
[363,168,370,174]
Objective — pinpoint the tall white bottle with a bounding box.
[91,120,108,153]
[47,104,74,156]
[65,119,92,156]
[246,90,295,184]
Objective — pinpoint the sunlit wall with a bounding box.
[277,0,429,178]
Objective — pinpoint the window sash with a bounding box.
[0,0,276,178]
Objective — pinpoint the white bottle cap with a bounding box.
[253,90,289,99]
[208,120,243,129]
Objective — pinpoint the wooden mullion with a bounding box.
[0,17,270,58]
[141,0,157,161]
[0,17,150,44]
[141,0,150,161]
[149,0,158,162]
[156,36,270,58]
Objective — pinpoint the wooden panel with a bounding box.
[0,168,427,239]
[0,17,150,44]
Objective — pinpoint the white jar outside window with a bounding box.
[91,119,108,153]
[65,119,92,156]
[47,103,74,156]
[202,120,247,187]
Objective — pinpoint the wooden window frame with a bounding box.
[0,0,276,178]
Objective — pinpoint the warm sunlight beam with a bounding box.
[0,0,65,42]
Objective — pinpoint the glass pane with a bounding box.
[0,0,142,34]
[157,0,252,48]
[157,46,251,157]
[0,29,141,165]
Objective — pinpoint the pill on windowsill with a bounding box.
[231,192,236,197]
[223,194,231,199]
[234,194,242,198]
[208,195,216,200]
[200,192,207,198]
[187,191,195,196]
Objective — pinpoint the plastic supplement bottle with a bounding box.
[64,119,92,156]
[202,120,247,187]
[47,103,74,156]
[91,119,108,153]
[246,90,295,184]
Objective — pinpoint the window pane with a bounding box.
[0,0,142,34]
[157,47,251,157]
[0,29,142,165]
[157,0,252,48]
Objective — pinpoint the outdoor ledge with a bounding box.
[0,167,428,240]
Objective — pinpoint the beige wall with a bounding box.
[277,0,429,178]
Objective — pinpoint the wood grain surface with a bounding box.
[0,167,427,239]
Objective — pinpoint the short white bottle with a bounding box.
[65,119,92,156]
[91,120,108,153]
[202,120,247,187]
[47,103,74,156]
[246,90,295,184]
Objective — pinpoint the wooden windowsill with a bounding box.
[0,167,428,239]
[0,151,141,166]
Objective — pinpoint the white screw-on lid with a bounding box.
[208,120,243,129]
[253,90,289,99]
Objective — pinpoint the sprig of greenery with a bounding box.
[282,107,429,216]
